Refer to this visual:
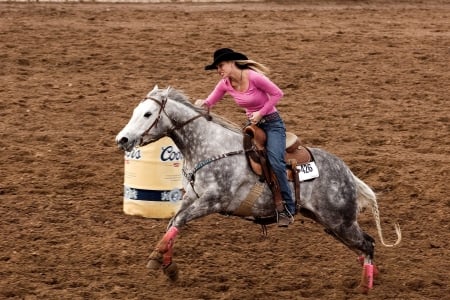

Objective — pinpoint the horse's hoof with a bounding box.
[163,262,179,281]
[359,285,370,294]
[147,259,162,270]
[147,251,163,270]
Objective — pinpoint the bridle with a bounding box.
[140,95,211,146]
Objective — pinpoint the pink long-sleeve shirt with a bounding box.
[204,69,283,118]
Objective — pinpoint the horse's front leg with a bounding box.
[147,226,179,281]
[147,192,220,281]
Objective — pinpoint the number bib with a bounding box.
[297,162,319,182]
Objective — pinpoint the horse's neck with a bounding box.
[169,117,242,164]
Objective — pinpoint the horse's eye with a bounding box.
[144,112,152,118]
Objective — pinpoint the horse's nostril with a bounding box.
[119,137,128,145]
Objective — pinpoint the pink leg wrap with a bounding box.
[358,256,376,293]
[363,263,374,289]
[165,226,179,241]
[160,227,179,267]
[357,255,379,277]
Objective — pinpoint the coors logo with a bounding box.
[160,145,183,162]
[125,148,141,160]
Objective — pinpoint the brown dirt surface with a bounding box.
[1,1,449,299]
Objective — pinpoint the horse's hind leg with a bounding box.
[327,222,377,293]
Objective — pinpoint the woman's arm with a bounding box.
[203,80,227,108]
[252,72,283,116]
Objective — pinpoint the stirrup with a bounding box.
[277,210,294,227]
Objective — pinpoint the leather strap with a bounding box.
[258,151,284,212]
[234,182,265,216]
[288,159,300,214]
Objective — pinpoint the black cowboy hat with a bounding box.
[204,48,248,70]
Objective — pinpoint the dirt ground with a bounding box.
[0,1,449,299]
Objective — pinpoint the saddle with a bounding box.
[243,124,313,213]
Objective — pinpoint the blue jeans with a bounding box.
[258,115,295,214]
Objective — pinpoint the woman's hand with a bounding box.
[249,111,263,124]
[195,99,206,107]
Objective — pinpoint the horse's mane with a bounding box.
[162,87,243,134]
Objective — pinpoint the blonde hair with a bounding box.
[235,59,270,76]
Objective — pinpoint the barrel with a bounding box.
[123,137,183,218]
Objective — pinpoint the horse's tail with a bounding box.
[353,174,402,247]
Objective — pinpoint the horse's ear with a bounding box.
[147,85,159,97]
[161,86,171,98]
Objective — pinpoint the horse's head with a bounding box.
[116,85,175,152]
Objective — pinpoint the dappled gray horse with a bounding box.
[116,86,401,292]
